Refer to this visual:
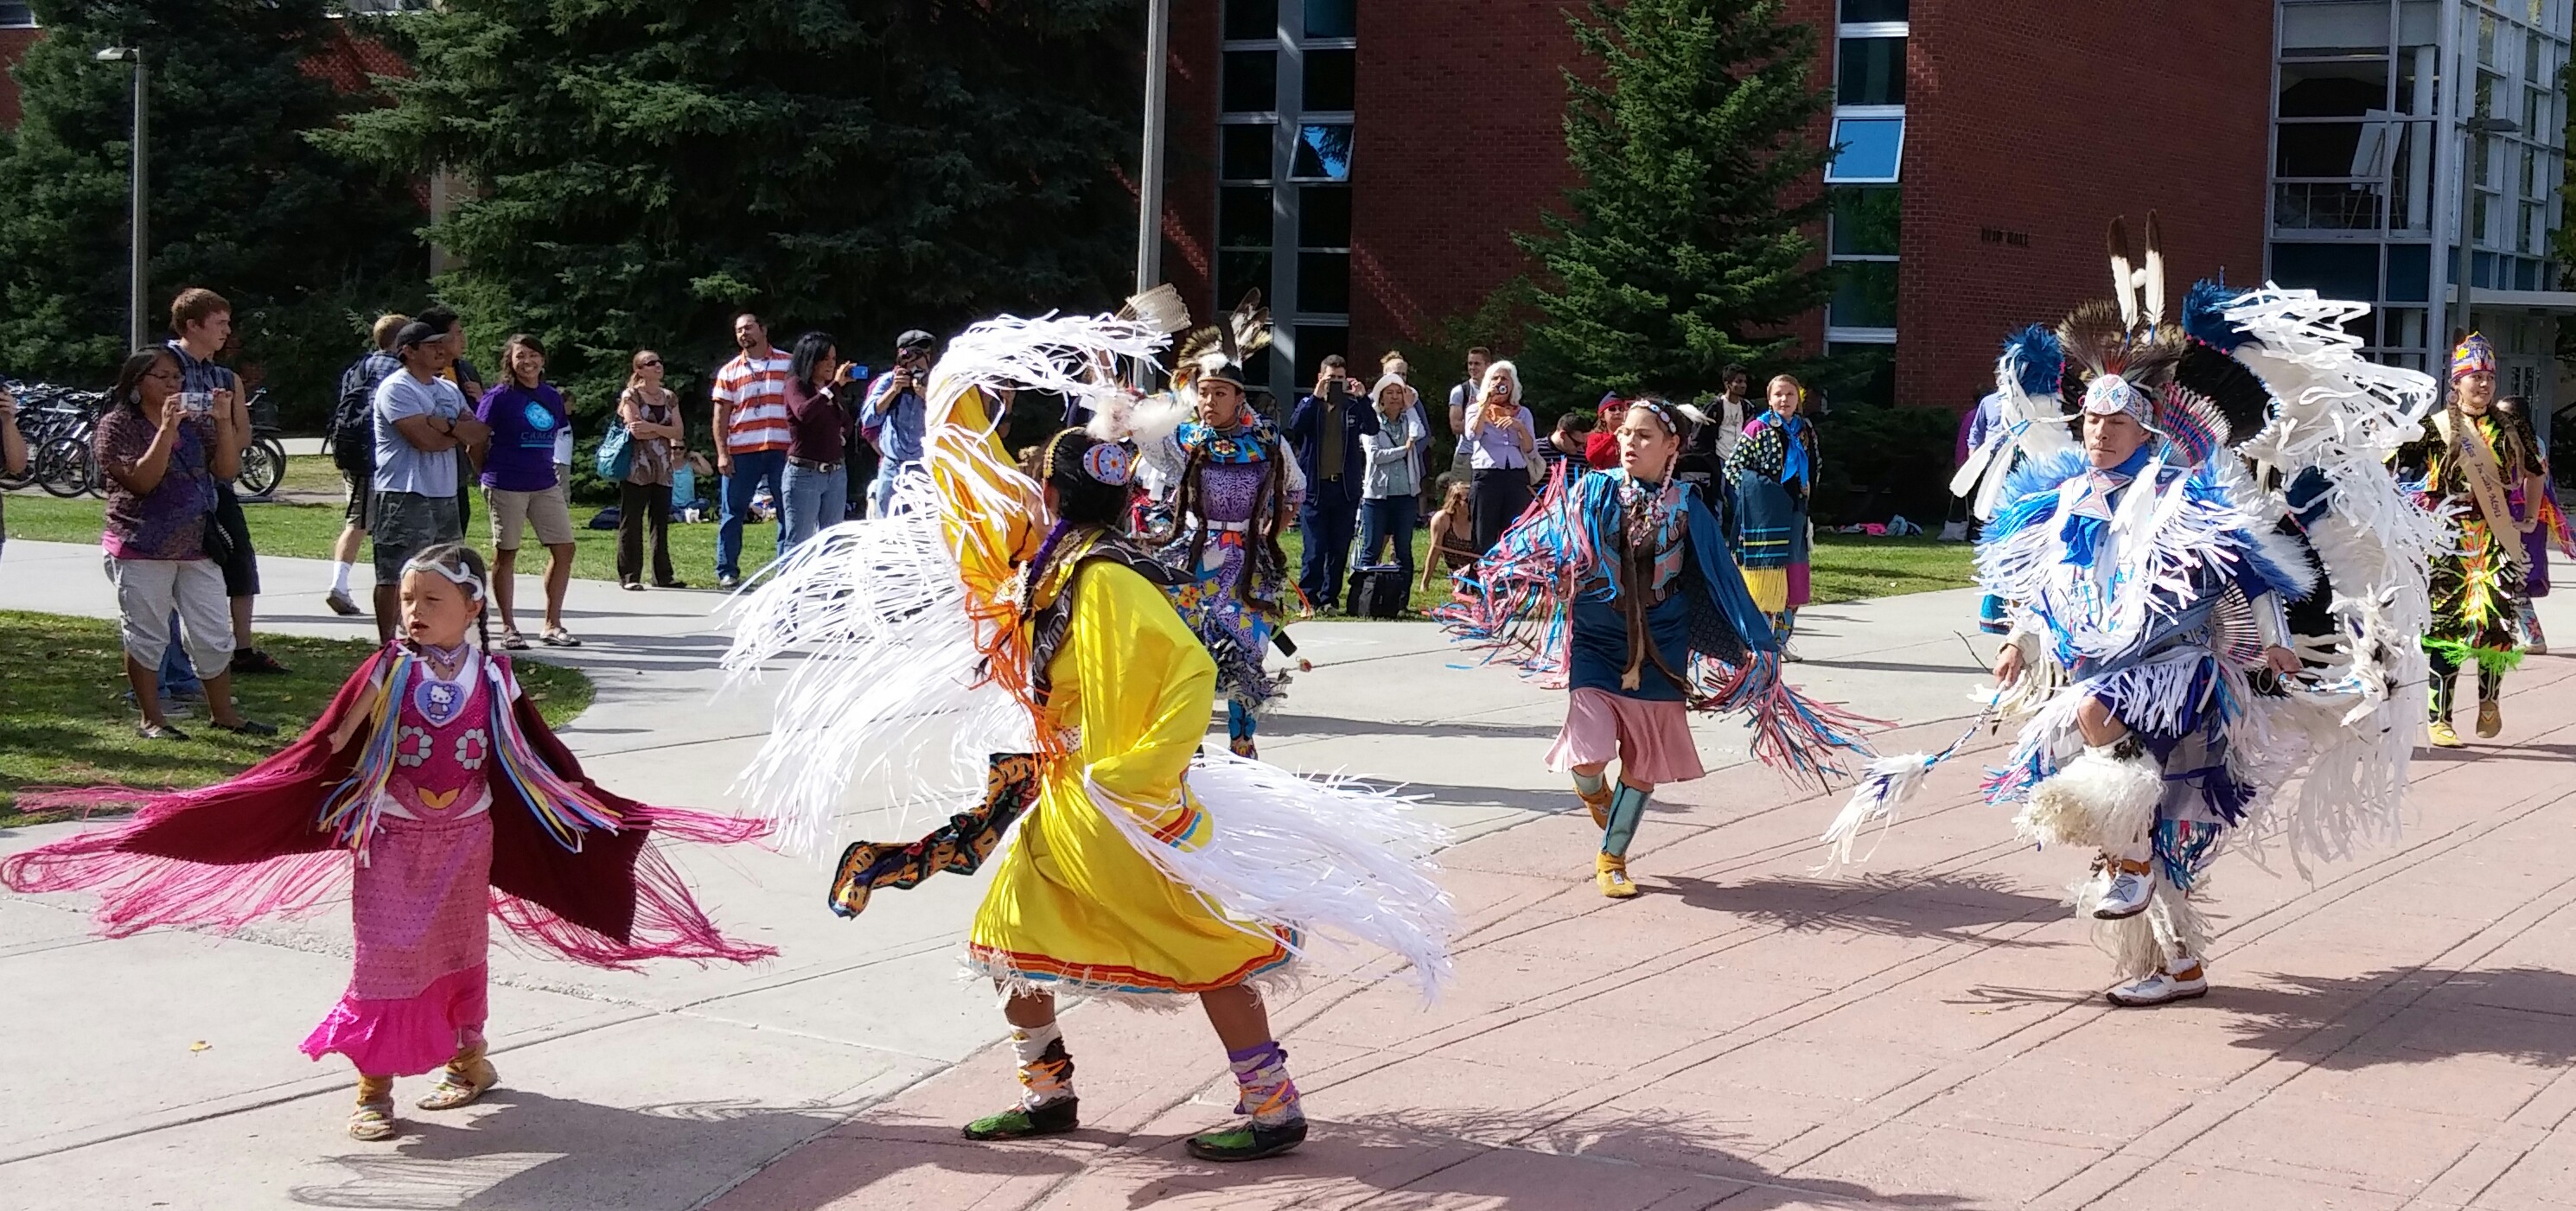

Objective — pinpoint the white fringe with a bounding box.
[720,313,1176,858]
[2072,877,2214,983]
[1817,751,1940,870]
[2017,744,2162,853]
[1084,752,1457,1003]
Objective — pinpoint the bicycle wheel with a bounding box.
[237,436,286,497]
[36,436,94,497]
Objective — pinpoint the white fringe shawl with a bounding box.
[1085,753,1457,1002]
[721,314,1173,858]
[2211,288,2444,876]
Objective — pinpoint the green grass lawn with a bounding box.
[8,457,1973,613]
[0,610,594,824]
[8,469,781,586]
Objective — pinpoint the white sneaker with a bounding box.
[2092,862,2155,920]
[2107,961,2208,1007]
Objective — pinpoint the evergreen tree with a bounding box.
[1514,0,1835,405]
[325,0,1141,417]
[0,1,426,415]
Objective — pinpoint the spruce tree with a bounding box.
[324,0,1140,415]
[1515,0,1835,405]
[0,1,426,414]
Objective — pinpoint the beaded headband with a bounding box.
[399,551,487,601]
[1624,398,1680,435]
[2450,332,2496,382]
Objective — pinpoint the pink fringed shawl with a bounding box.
[2,647,775,971]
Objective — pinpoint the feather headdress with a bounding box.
[1171,289,1273,393]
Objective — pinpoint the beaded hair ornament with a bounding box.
[401,551,488,601]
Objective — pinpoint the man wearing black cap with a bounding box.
[860,329,938,515]
[368,319,487,640]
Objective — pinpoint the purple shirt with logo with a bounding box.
[475,383,566,492]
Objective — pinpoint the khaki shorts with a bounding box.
[487,485,574,550]
[105,555,234,671]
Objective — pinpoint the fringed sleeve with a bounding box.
[486,691,775,969]
[1435,469,1599,682]
[0,650,396,936]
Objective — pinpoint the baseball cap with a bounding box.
[896,329,936,354]
[392,321,443,352]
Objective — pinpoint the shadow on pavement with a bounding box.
[1662,871,2063,948]
[288,1091,854,1210]
[2214,966,2576,1068]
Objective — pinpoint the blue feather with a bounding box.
[2000,324,2062,398]
[1984,449,2084,544]
[2181,280,2253,353]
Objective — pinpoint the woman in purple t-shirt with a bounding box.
[474,335,579,649]
[92,347,271,739]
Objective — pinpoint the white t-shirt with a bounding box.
[373,371,471,497]
[552,418,574,468]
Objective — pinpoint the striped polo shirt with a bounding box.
[714,348,794,454]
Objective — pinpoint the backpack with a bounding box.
[331,354,392,474]
[1346,564,1408,618]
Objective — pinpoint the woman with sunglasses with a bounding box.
[615,350,688,590]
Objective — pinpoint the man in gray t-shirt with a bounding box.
[366,321,488,637]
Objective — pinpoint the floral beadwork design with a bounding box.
[454,728,490,771]
[395,725,433,768]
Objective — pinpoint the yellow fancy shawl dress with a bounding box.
[967,557,1296,996]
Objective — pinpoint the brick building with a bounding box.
[1157,1,2278,411]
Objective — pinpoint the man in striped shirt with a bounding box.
[712,311,793,588]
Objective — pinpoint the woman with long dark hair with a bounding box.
[780,330,858,548]
[1727,373,1820,644]
[615,349,687,589]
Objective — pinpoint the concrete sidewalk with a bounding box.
[3,534,2570,1209]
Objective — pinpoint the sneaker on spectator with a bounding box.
[230,647,290,676]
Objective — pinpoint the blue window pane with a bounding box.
[1826,118,1903,182]
[1303,0,1355,38]
[2386,243,2431,301]
[2516,257,2540,290]
[1293,124,1353,180]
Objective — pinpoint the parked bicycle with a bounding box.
[235,387,289,499]
[1,379,109,498]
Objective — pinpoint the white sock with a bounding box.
[330,562,354,596]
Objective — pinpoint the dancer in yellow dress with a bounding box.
[724,315,1451,1163]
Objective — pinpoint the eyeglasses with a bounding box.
[637,358,662,367]
[143,369,181,383]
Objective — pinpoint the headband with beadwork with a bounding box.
[1042,428,1133,488]
[400,551,487,601]
[2450,332,2496,381]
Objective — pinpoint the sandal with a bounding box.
[417,1056,499,1112]
[137,722,190,741]
[348,1098,399,1141]
[540,627,582,648]
[501,629,531,651]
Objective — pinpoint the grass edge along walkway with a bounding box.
[0,609,594,825]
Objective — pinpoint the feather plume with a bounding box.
[2002,324,2063,398]
[2181,279,2254,353]
[2141,211,2168,328]
[2154,382,2232,467]
[1116,284,1193,335]
[2107,217,2140,330]
[2059,299,2184,387]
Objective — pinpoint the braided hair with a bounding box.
[399,542,494,653]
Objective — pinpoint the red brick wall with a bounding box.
[0,26,42,130]
[1347,3,1580,354]
[1899,0,2272,410]
[1158,1,1219,321]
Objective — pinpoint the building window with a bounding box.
[1827,6,1904,350]
[1213,0,1353,398]
[0,1,35,22]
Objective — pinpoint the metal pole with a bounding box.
[2457,118,2477,354]
[129,54,148,352]
[1134,0,1170,294]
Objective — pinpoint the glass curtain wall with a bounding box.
[1218,0,1355,403]
[1825,0,1905,405]
[2270,0,2568,375]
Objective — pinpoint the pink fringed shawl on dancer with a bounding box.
[2,647,775,971]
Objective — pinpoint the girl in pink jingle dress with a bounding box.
[3,544,773,1142]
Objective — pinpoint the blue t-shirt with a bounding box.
[373,371,470,498]
[475,383,566,492]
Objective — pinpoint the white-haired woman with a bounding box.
[1461,360,1535,553]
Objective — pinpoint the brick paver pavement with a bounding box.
[713,653,2576,1211]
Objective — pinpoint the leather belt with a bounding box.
[788,456,842,472]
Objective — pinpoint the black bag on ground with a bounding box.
[1346,564,1407,618]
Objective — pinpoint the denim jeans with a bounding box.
[1358,494,1419,583]
[1296,492,1361,612]
[717,448,788,579]
[870,459,922,516]
[781,462,848,549]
